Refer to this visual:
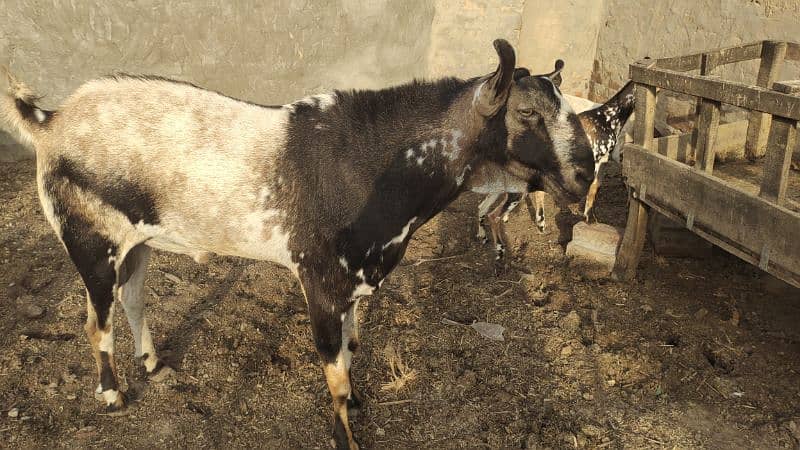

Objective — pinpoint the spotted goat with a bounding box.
[1,40,595,449]
[471,70,634,259]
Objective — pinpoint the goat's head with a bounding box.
[499,60,595,201]
[465,44,592,201]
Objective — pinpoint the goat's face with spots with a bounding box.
[503,64,594,201]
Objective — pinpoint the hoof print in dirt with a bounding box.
[148,364,176,383]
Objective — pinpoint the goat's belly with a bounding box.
[137,216,297,274]
[471,178,528,194]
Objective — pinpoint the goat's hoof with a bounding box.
[347,390,363,411]
[103,391,130,416]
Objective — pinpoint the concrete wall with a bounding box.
[0,0,523,159]
[591,0,800,106]
[517,0,606,98]
[3,0,798,160]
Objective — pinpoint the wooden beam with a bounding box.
[629,65,800,120]
[745,41,788,160]
[655,41,763,72]
[633,83,657,149]
[613,82,656,281]
[785,41,800,61]
[622,143,800,284]
[693,99,721,173]
[759,117,798,204]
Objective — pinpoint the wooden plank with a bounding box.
[629,65,800,120]
[745,41,788,160]
[654,120,747,163]
[640,197,800,288]
[786,41,800,61]
[633,83,657,148]
[693,99,721,173]
[613,81,656,281]
[759,117,798,204]
[656,42,763,72]
[622,143,800,280]
[774,80,800,94]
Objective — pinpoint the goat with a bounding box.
[471,77,635,260]
[1,40,595,449]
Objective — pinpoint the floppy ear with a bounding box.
[475,39,516,117]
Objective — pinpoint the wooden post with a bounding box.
[759,117,798,204]
[689,53,719,165]
[745,41,788,160]
[693,99,721,173]
[613,81,656,281]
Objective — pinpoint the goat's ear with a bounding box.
[476,39,516,117]
[513,68,531,82]
[546,59,564,87]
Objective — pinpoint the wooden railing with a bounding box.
[613,40,800,288]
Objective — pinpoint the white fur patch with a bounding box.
[472,81,486,106]
[382,217,417,250]
[33,108,46,123]
[351,269,374,298]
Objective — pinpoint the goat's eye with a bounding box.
[518,108,534,117]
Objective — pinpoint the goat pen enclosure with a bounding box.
[613,40,800,288]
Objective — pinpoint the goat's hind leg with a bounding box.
[58,214,128,413]
[117,244,172,381]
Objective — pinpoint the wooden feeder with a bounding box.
[611,40,800,288]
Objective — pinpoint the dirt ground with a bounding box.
[1,158,799,450]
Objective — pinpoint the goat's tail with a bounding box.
[1,67,51,148]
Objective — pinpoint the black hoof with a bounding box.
[103,391,130,417]
[347,390,363,411]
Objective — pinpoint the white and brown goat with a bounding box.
[1,40,594,449]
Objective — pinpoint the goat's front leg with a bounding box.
[476,193,501,243]
[302,275,361,450]
[583,177,601,222]
[501,193,522,222]
[532,191,547,233]
[487,194,511,263]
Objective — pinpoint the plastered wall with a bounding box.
[591,0,800,105]
[0,0,523,158]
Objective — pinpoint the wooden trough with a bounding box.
[613,40,800,288]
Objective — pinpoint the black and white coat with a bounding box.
[1,40,594,449]
[471,80,635,258]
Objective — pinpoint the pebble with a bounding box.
[694,308,709,320]
[66,394,77,400]
[8,407,19,418]
[560,345,573,357]
[17,295,45,319]
[560,310,581,332]
[375,427,385,437]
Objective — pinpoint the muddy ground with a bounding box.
[1,158,799,450]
